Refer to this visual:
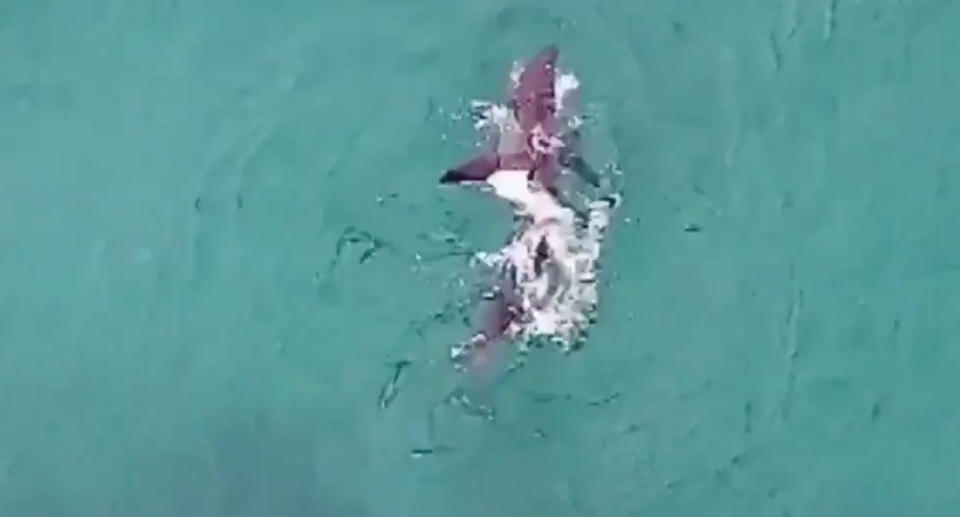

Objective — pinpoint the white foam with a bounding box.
[479,170,616,350]
[555,72,580,113]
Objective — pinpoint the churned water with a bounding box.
[1,1,959,515]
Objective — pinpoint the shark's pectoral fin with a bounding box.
[440,154,500,184]
[562,153,601,187]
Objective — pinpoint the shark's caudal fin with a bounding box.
[453,273,523,374]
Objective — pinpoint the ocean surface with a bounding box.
[2,0,959,515]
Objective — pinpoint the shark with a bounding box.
[439,45,621,372]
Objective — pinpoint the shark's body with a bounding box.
[440,46,620,369]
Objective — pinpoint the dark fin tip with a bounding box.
[440,170,479,184]
[439,170,459,184]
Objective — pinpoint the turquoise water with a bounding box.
[2,0,959,515]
